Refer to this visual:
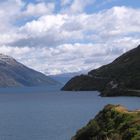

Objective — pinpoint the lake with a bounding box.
[0,86,139,140]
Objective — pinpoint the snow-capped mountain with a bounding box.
[0,54,58,87]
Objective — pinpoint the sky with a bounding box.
[0,0,140,75]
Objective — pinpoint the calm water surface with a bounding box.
[0,86,139,140]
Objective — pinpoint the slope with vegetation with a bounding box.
[72,104,140,140]
[62,45,140,96]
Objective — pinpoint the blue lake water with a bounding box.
[0,86,139,140]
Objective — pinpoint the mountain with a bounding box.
[72,104,140,140]
[50,72,84,85]
[62,45,140,96]
[0,54,58,87]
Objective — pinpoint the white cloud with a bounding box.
[61,0,72,6]
[61,0,95,14]
[0,0,24,32]
[0,3,140,75]
[0,0,55,32]
[11,14,85,47]
[69,0,92,13]
[0,37,139,75]
[9,6,140,48]
[23,2,55,17]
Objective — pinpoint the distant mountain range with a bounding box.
[50,71,84,85]
[0,54,58,87]
[62,45,140,96]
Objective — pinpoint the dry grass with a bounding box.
[114,105,140,114]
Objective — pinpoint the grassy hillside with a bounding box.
[62,45,140,96]
[72,104,140,140]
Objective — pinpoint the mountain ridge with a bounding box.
[62,45,140,96]
[0,54,58,87]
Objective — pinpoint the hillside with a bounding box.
[72,104,140,140]
[0,54,58,87]
[62,45,140,96]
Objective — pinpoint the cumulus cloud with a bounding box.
[0,37,139,75]
[0,0,55,45]
[9,6,140,48]
[61,0,95,14]
[0,0,24,32]
[10,14,84,47]
[61,0,72,6]
[22,2,55,17]
[68,0,94,14]
[0,1,140,75]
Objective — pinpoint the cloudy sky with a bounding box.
[0,0,140,75]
